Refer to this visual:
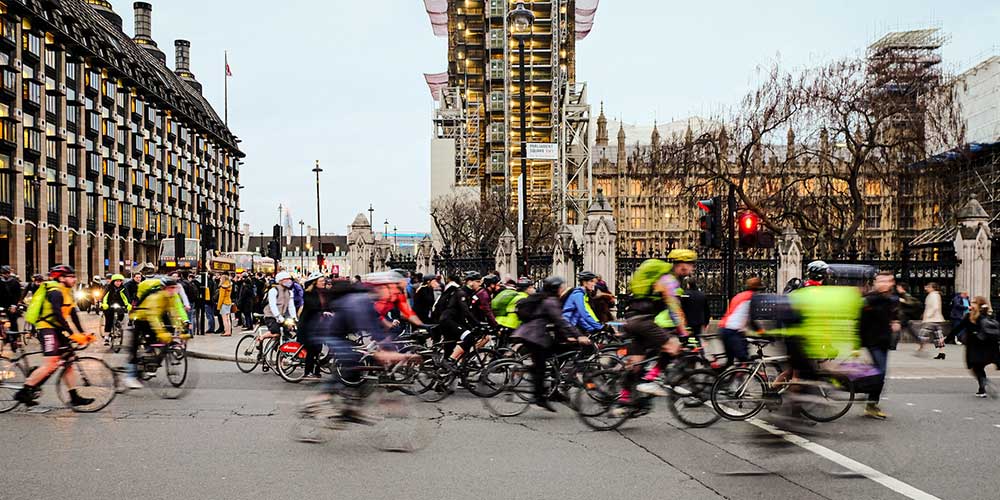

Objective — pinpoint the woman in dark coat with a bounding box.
[962,296,999,398]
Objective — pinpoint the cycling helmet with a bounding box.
[483,274,500,286]
[32,273,44,281]
[514,277,534,290]
[390,268,410,278]
[577,270,598,282]
[275,271,293,282]
[541,276,565,296]
[363,271,404,285]
[160,276,179,287]
[304,271,325,287]
[0,265,10,274]
[462,271,482,282]
[49,264,75,279]
[806,260,829,281]
[110,274,126,282]
[666,249,698,263]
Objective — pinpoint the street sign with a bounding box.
[526,143,558,160]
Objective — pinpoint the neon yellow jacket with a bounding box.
[784,285,862,359]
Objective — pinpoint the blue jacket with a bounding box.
[292,282,305,310]
[561,287,603,333]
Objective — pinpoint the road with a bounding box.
[2,351,998,500]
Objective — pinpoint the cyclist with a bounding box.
[562,271,604,336]
[373,271,424,331]
[122,276,189,389]
[512,276,590,412]
[804,260,829,287]
[20,273,44,304]
[100,273,130,346]
[298,272,330,380]
[439,271,482,366]
[263,271,298,343]
[473,274,499,328]
[13,265,95,407]
[493,277,534,330]
[718,277,765,368]
[412,274,440,324]
[123,272,143,310]
[0,265,22,331]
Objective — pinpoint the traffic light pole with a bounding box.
[198,204,207,336]
[725,184,736,301]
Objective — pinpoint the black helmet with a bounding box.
[577,271,598,282]
[160,276,179,287]
[462,271,482,282]
[483,274,500,286]
[541,276,565,296]
[0,265,10,274]
[514,277,534,290]
[31,273,44,281]
[49,264,75,279]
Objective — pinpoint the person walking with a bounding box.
[947,291,970,345]
[860,271,899,419]
[203,275,218,334]
[893,282,922,349]
[237,273,256,330]
[918,282,947,359]
[961,297,999,398]
[217,274,233,336]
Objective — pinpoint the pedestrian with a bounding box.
[237,273,256,330]
[680,278,709,339]
[204,274,218,334]
[218,274,233,336]
[947,291,970,344]
[961,296,999,398]
[859,271,898,419]
[918,282,947,359]
[0,265,22,332]
[412,274,439,324]
[298,272,331,380]
[893,282,922,349]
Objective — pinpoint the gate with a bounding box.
[432,244,495,279]
[802,246,959,302]
[385,253,417,273]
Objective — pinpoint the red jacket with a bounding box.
[374,285,416,321]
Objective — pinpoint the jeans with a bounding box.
[971,365,989,393]
[867,347,888,403]
[204,304,217,333]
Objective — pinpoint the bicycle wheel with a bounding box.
[464,348,500,397]
[475,358,523,399]
[149,345,195,399]
[482,361,533,417]
[667,369,720,428]
[110,326,124,354]
[573,368,631,431]
[56,356,117,413]
[291,399,343,444]
[414,356,456,403]
[363,390,434,452]
[799,374,854,422]
[0,357,26,413]
[276,344,306,383]
[389,345,425,396]
[711,368,769,421]
[260,338,279,374]
[234,335,260,373]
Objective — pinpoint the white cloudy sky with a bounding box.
[107,0,998,234]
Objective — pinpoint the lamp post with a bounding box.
[367,204,374,234]
[312,160,323,264]
[298,220,305,273]
[383,219,389,241]
[509,1,534,277]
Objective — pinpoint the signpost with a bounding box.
[526,142,558,160]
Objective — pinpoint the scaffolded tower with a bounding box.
[424,0,599,225]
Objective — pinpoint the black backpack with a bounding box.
[979,314,1000,341]
[430,285,458,323]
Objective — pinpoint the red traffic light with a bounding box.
[739,212,759,234]
[697,199,712,212]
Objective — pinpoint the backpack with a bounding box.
[629,259,673,299]
[491,289,519,317]
[979,314,1000,340]
[24,281,55,326]
[430,284,458,323]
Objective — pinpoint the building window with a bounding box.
[44,48,56,70]
[69,190,79,218]
[47,183,58,213]
[899,204,915,229]
[65,61,77,82]
[24,178,37,209]
[45,139,57,159]
[0,154,11,205]
[66,105,78,126]
[865,204,881,229]
[489,59,505,80]
[489,29,505,50]
[22,32,40,57]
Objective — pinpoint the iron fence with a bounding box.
[803,246,959,303]
[431,244,495,279]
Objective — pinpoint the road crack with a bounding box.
[615,429,731,499]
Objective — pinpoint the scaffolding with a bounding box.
[433,87,482,187]
[557,81,592,224]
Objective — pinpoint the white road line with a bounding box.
[888,376,967,380]
[748,418,942,500]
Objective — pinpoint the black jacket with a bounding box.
[123,279,141,304]
[680,289,710,328]
[236,281,256,308]
[440,285,477,329]
[963,312,1000,368]
[413,284,436,324]
[0,276,21,308]
[511,294,577,349]
[860,292,897,350]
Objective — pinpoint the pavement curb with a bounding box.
[187,349,238,363]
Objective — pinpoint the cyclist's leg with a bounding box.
[322,335,362,395]
[15,329,66,404]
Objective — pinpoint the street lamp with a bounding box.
[312,160,323,264]
[509,1,534,276]
[383,219,389,241]
[368,204,374,234]
[298,220,305,273]
[393,225,398,249]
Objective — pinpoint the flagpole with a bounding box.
[224,50,228,126]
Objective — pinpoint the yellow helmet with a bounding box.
[666,249,698,263]
[110,274,126,282]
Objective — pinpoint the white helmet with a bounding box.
[304,271,325,287]
[275,271,292,282]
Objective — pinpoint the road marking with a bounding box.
[906,403,915,406]
[931,409,942,413]
[994,424,1000,428]
[888,376,966,380]
[748,418,941,500]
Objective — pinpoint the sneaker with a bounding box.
[122,376,144,390]
[934,353,946,360]
[533,399,558,413]
[14,386,39,407]
[68,389,95,407]
[636,381,670,397]
[339,407,378,426]
[975,392,988,398]
[864,403,887,419]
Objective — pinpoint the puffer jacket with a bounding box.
[512,294,577,349]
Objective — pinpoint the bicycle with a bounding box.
[710,338,855,423]
[103,304,126,353]
[0,333,117,413]
[123,328,196,399]
[234,322,291,374]
[411,328,501,402]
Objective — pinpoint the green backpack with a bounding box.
[629,259,673,299]
[24,281,56,326]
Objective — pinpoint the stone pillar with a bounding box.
[109,236,121,274]
[494,228,518,280]
[347,213,374,276]
[373,239,392,272]
[37,222,49,276]
[416,236,435,276]
[92,233,106,279]
[583,189,617,292]
[953,196,992,300]
[124,239,135,270]
[552,225,576,282]
[777,226,803,292]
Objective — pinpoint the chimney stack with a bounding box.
[84,0,123,30]
[174,40,203,94]
[133,2,166,63]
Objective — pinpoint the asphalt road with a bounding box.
[2,355,999,500]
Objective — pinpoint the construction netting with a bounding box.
[424,72,449,100]
[423,0,448,37]
[576,0,600,40]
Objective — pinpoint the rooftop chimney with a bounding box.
[174,40,203,94]
[133,2,166,63]
[85,1,123,30]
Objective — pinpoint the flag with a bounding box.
[225,51,232,77]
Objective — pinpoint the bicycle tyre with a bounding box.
[149,345,194,399]
[464,348,500,397]
[414,356,455,403]
[276,344,306,383]
[234,335,260,373]
[481,360,532,417]
[0,357,26,413]
[711,368,769,421]
[110,326,123,354]
[667,368,720,428]
[55,356,117,413]
[799,374,855,423]
[573,368,631,431]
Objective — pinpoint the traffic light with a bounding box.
[738,211,760,248]
[174,232,185,259]
[697,196,723,249]
[267,240,282,261]
[201,224,217,251]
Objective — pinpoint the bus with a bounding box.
[158,238,201,272]
[217,252,276,276]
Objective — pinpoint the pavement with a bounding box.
[4,312,994,500]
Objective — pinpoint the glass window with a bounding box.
[24,178,37,209]
[65,61,77,81]
[44,48,56,69]
[47,183,58,213]
[69,189,79,217]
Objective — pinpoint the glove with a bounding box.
[283,318,296,329]
[69,333,93,345]
[156,331,173,344]
[179,333,192,341]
